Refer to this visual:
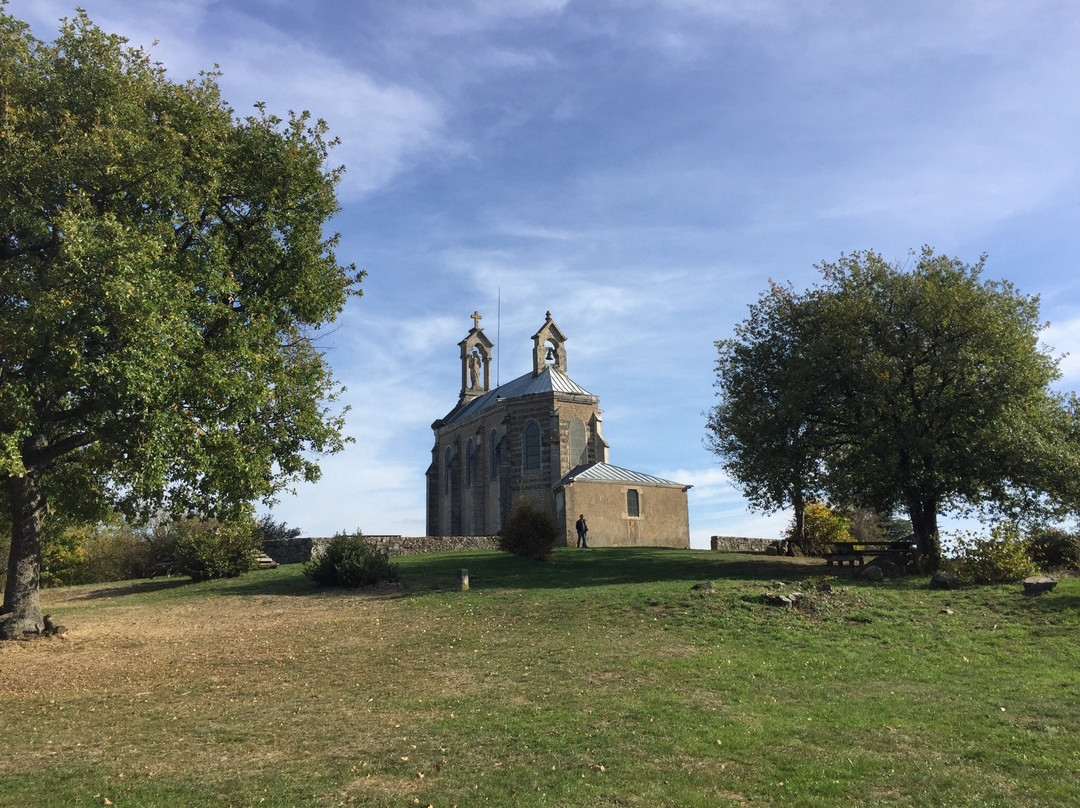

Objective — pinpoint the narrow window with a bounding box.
[444,448,453,495]
[489,430,500,479]
[466,440,476,488]
[569,419,587,468]
[524,421,541,471]
[627,489,640,517]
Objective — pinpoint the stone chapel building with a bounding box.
[426,312,691,547]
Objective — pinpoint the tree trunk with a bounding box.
[908,496,941,571]
[788,494,805,556]
[1,470,47,640]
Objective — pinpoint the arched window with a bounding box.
[489,430,500,479]
[569,419,587,468]
[444,447,453,495]
[626,489,640,517]
[466,440,476,488]
[524,421,541,471]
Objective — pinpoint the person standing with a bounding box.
[575,514,589,548]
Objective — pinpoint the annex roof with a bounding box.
[555,462,691,490]
[441,367,595,427]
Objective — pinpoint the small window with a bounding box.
[489,430,500,479]
[627,489,640,517]
[569,419,587,468]
[524,421,541,471]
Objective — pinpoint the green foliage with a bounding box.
[788,502,850,556]
[709,247,1080,564]
[254,515,302,543]
[304,531,398,588]
[1026,525,1080,571]
[0,5,360,632]
[946,523,1039,584]
[707,281,825,520]
[171,518,259,582]
[498,500,559,561]
[40,529,87,588]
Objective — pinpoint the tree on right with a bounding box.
[708,247,1080,567]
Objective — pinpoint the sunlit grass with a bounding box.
[2,548,1077,807]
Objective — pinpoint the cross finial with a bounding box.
[470,310,483,330]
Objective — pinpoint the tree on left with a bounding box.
[0,6,362,638]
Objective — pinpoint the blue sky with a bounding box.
[12,1,1080,546]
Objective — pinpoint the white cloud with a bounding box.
[12,0,452,200]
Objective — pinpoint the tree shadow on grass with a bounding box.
[205,549,843,599]
[65,577,192,600]
[53,551,879,603]
[390,547,831,593]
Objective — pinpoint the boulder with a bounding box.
[859,565,884,583]
[930,570,961,590]
[1022,575,1058,596]
[868,557,903,578]
[690,581,716,593]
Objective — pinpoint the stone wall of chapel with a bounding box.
[563,482,689,548]
[552,399,602,476]
[431,405,513,538]
[498,394,559,515]
[429,392,603,539]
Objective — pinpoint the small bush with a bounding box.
[788,502,850,556]
[171,518,259,582]
[40,529,88,588]
[304,531,398,588]
[1026,526,1080,571]
[946,523,1038,584]
[498,500,559,561]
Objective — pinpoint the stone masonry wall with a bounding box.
[710,536,778,553]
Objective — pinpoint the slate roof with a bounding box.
[556,462,690,490]
[441,367,595,426]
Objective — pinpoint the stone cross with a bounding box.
[471,311,483,330]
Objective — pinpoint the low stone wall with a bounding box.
[710,535,779,553]
[264,535,500,564]
[263,538,314,565]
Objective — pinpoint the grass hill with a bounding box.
[2,548,1077,807]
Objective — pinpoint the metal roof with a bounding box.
[556,462,690,490]
[442,367,595,426]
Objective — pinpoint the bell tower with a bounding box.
[531,311,568,377]
[459,310,494,404]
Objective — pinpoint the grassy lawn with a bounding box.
[2,548,1078,807]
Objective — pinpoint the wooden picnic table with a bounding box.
[824,540,916,568]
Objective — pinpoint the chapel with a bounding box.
[426,312,691,547]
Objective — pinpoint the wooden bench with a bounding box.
[825,541,915,568]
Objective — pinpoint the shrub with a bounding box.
[946,523,1038,584]
[788,502,850,556]
[304,530,398,588]
[40,529,87,588]
[37,518,156,587]
[171,518,260,582]
[1026,526,1080,571]
[498,500,559,561]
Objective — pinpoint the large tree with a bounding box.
[0,8,361,638]
[708,248,1080,565]
[706,282,828,553]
